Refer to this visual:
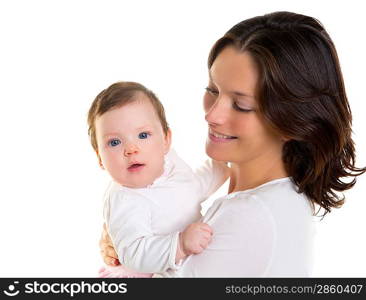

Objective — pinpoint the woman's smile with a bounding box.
[208,128,237,143]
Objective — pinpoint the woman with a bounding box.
[99,11,365,276]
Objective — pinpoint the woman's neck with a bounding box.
[228,155,288,194]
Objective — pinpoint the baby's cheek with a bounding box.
[104,157,123,177]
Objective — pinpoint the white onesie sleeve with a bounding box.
[105,189,180,273]
[193,160,230,199]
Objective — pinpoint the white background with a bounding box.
[0,0,365,277]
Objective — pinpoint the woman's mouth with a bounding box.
[209,129,237,143]
[127,163,146,172]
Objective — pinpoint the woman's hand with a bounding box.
[99,223,120,266]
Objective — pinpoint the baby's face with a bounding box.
[95,94,171,188]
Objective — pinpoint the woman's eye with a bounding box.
[233,102,253,113]
[138,132,150,139]
[108,139,121,147]
[205,87,219,96]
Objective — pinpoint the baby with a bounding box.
[87,81,229,277]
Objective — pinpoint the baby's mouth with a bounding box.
[127,163,145,170]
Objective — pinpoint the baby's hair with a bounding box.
[87,81,169,153]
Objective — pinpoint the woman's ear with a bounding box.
[280,134,292,143]
[163,128,172,154]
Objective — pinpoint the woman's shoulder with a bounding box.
[230,177,306,202]
[231,177,293,195]
[203,187,274,227]
[226,177,312,217]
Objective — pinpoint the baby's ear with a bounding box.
[164,128,172,154]
[97,152,105,169]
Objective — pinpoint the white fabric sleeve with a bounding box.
[193,160,230,200]
[177,194,276,277]
[105,190,180,273]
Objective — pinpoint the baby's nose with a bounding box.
[124,143,139,156]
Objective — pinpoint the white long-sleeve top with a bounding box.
[103,149,229,274]
[164,177,316,277]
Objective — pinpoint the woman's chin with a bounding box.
[205,144,231,162]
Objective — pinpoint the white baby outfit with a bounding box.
[102,149,229,276]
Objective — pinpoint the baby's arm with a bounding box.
[175,222,213,263]
[106,191,186,273]
[194,159,231,200]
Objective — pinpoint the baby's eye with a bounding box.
[138,132,150,139]
[108,139,121,147]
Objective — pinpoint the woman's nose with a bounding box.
[205,96,230,125]
[124,143,139,156]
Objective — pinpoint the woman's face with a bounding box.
[204,46,284,166]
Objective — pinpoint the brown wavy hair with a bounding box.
[208,11,366,216]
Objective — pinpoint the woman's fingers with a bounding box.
[101,245,119,265]
[103,255,120,267]
[101,223,113,244]
[100,245,116,257]
[99,232,110,250]
[100,223,120,266]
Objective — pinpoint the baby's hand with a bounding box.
[180,222,213,255]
